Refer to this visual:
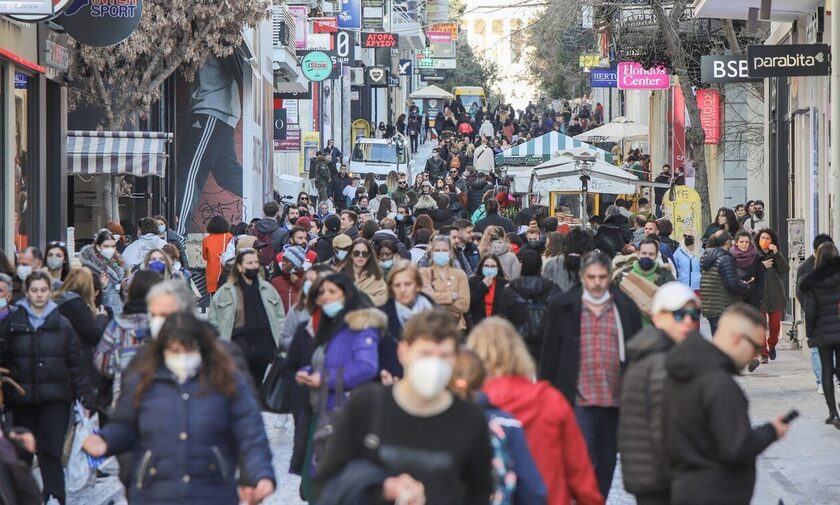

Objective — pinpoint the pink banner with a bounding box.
[617,62,670,90]
[426,31,451,44]
[671,85,686,171]
[696,89,721,144]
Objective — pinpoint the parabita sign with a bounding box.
[746,44,830,78]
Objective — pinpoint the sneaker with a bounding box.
[760,356,769,364]
[819,384,825,395]
[748,359,761,372]
[769,347,777,360]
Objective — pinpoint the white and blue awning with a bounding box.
[494,131,613,167]
[67,130,173,177]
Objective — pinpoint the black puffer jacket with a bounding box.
[0,302,92,407]
[700,247,748,319]
[594,214,631,257]
[800,257,840,348]
[497,276,561,362]
[467,180,493,214]
[618,328,679,496]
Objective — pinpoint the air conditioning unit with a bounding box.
[350,68,365,85]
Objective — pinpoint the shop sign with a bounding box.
[5,0,73,21]
[276,128,301,152]
[313,17,338,33]
[501,155,546,166]
[300,51,333,82]
[428,22,457,37]
[590,67,617,88]
[361,32,398,48]
[60,0,143,47]
[337,0,362,30]
[362,0,383,29]
[747,43,830,77]
[616,61,670,90]
[273,109,287,148]
[305,33,334,52]
[579,54,600,67]
[45,39,70,70]
[331,30,352,65]
[696,89,721,144]
[288,5,308,50]
[426,31,451,44]
[388,76,400,87]
[0,0,51,15]
[366,65,388,87]
[700,54,759,83]
[398,59,411,75]
[275,84,312,100]
[14,72,28,89]
[416,58,456,69]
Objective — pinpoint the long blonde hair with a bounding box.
[478,225,505,257]
[466,317,535,378]
[53,267,96,313]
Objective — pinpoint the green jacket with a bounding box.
[208,279,285,345]
[757,249,789,313]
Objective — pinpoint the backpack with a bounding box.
[488,417,516,505]
[519,298,548,344]
[251,228,277,268]
[459,122,473,135]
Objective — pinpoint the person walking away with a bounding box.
[469,317,603,505]
[700,230,749,334]
[673,233,702,295]
[314,152,332,205]
[313,308,493,505]
[475,199,515,234]
[121,217,168,271]
[339,239,388,306]
[755,229,789,363]
[83,313,276,505]
[80,229,127,315]
[473,136,495,174]
[665,304,790,505]
[0,271,93,504]
[730,231,765,317]
[799,242,840,428]
[407,113,421,153]
[796,233,834,394]
[420,236,470,330]
[208,248,285,386]
[479,225,522,280]
[497,250,561,363]
[618,283,701,505]
[468,255,508,327]
[450,349,548,505]
[594,206,632,258]
[378,262,435,383]
[201,215,233,296]
[538,251,642,498]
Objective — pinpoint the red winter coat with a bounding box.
[484,376,603,505]
[271,271,303,313]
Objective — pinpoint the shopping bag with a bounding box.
[64,402,99,493]
[259,352,291,413]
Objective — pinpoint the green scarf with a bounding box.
[631,261,658,283]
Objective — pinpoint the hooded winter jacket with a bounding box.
[497,276,562,362]
[665,332,777,505]
[618,328,680,496]
[673,245,701,290]
[800,256,840,348]
[488,240,521,280]
[122,233,168,270]
[593,214,632,257]
[700,247,748,318]
[467,180,493,214]
[80,244,127,314]
[483,376,603,505]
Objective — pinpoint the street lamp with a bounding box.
[574,153,597,227]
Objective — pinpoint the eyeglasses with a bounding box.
[672,307,701,322]
[738,333,764,354]
[352,250,370,258]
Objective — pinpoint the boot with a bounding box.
[827,411,840,427]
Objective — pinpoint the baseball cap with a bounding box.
[651,282,700,315]
[332,234,352,249]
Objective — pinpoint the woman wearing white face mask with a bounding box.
[420,235,470,330]
[44,240,71,284]
[83,313,276,505]
[80,229,127,315]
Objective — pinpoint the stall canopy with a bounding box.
[573,116,648,144]
[528,150,671,194]
[409,85,454,100]
[494,131,613,168]
[67,131,173,177]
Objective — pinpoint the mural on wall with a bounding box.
[176,53,245,234]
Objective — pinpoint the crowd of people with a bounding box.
[0,118,821,505]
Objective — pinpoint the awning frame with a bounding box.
[67,130,174,178]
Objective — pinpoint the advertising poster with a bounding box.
[662,185,702,242]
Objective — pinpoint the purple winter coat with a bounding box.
[320,308,386,410]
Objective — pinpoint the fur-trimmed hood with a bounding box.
[344,307,388,333]
[488,239,511,257]
[79,244,126,280]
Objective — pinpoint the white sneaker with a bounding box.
[818,385,824,395]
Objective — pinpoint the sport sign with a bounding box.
[616,62,670,90]
[746,43,830,78]
[59,0,143,47]
[361,32,398,48]
[300,51,333,82]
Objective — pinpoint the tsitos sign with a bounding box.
[361,32,398,48]
[747,44,830,78]
[60,0,143,47]
[616,62,670,90]
[300,51,333,82]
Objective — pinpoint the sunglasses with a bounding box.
[48,241,67,248]
[672,307,701,322]
[352,250,370,258]
[399,183,408,187]
[300,197,309,201]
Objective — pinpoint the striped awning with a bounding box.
[494,131,613,167]
[67,130,173,177]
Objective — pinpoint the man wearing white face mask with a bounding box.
[13,247,44,301]
[538,251,643,500]
[315,308,493,505]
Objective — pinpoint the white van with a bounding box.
[349,135,411,181]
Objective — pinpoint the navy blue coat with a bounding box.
[378,295,435,379]
[100,368,274,505]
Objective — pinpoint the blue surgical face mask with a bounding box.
[380,259,394,271]
[147,260,167,273]
[302,280,313,296]
[432,251,450,267]
[335,249,348,261]
[482,267,498,278]
[396,214,405,222]
[158,224,166,234]
[0,298,7,310]
[321,299,344,318]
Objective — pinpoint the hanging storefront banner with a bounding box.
[301,51,333,82]
[276,128,301,152]
[366,65,388,87]
[696,89,721,145]
[590,68,617,88]
[313,17,338,33]
[362,0,383,29]
[59,0,143,47]
[338,0,362,30]
[5,0,72,21]
[288,5,308,50]
[747,43,830,78]
[616,62,670,90]
[273,109,287,149]
[700,54,760,83]
[425,31,451,44]
[361,32,398,48]
[671,84,686,172]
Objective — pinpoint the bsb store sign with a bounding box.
[616,62,670,90]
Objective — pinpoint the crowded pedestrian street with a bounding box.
[2,1,840,505]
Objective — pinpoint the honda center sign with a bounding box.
[746,44,830,78]
[616,62,670,90]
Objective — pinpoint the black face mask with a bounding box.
[754,210,764,220]
[243,268,260,281]
[684,236,695,247]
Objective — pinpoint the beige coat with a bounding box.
[421,265,470,329]
[208,279,285,345]
[356,272,388,306]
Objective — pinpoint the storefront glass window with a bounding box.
[14,71,34,252]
